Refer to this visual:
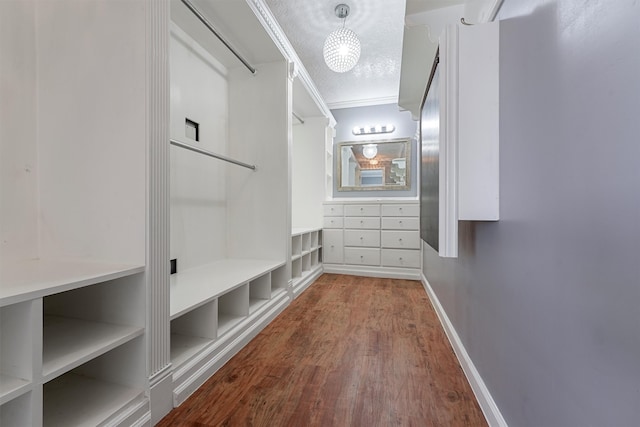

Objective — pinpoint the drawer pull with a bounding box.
[399,238,403,242]
[399,220,403,224]
[399,207,403,211]
[360,220,364,224]
[360,207,364,211]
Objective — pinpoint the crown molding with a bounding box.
[246,0,336,127]
[328,95,399,111]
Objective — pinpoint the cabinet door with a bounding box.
[381,230,421,249]
[322,229,343,264]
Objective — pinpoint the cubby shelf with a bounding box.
[290,228,323,298]
[0,259,145,307]
[0,375,30,406]
[42,316,144,382]
[43,373,144,427]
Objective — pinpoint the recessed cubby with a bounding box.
[302,253,311,273]
[271,265,288,295]
[311,249,319,268]
[170,301,217,368]
[249,275,271,314]
[292,258,303,281]
[217,285,249,337]
[291,235,302,259]
[42,274,145,382]
[302,233,311,253]
[310,231,319,249]
[43,337,145,427]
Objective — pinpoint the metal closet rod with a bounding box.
[292,112,305,124]
[170,139,257,171]
[180,0,257,75]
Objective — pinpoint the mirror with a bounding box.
[337,138,411,191]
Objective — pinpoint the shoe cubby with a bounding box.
[217,285,249,337]
[249,275,272,314]
[170,301,217,368]
[311,249,320,268]
[43,337,146,427]
[302,233,311,254]
[292,257,303,281]
[291,235,302,260]
[42,273,145,382]
[310,231,319,249]
[271,265,289,297]
[302,253,311,273]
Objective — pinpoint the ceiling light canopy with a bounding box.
[362,144,378,159]
[323,4,361,73]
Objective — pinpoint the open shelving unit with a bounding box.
[290,228,324,297]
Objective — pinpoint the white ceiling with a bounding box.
[263,0,465,110]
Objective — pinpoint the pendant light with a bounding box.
[323,4,361,73]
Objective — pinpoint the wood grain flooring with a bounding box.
[157,274,488,426]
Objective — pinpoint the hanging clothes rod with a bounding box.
[180,0,257,75]
[292,112,305,124]
[170,139,257,171]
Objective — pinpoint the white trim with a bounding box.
[328,95,399,110]
[421,273,508,427]
[292,265,324,298]
[323,264,421,280]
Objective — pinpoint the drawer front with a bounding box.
[381,249,420,268]
[323,216,344,229]
[381,204,419,217]
[344,217,381,230]
[382,217,419,230]
[344,204,380,217]
[381,230,421,249]
[344,230,380,247]
[322,229,343,264]
[324,204,344,217]
[344,248,381,266]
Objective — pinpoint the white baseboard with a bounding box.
[323,264,421,280]
[292,265,323,298]
[421,273,508,427]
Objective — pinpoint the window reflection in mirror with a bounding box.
[337,138,411,191]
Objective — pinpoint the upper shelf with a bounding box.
[0,259,144,307]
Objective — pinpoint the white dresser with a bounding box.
[322,201,421,279]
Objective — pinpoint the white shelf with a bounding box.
[0,259,144,307]
[42,315,144,381]
[43,373,144,427]
[291,227,322,236]
[249,298,269,314]
[0,374,30,405]
[169,259,284,319]
[170,333,214,368]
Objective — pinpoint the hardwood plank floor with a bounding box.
[157,274,488,426]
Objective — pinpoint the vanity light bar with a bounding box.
[352,124,395,135]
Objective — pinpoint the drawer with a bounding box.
[344,230,380,247]
[344,248,381,266]
[382,217,419,230]
[324,204,344,217]
[381,204,419,217]
[344,217,380,229]
[322,229,343,264]
[323,216,344,229]
[381,249,420,268]
[381,230,421,249]
[344,204,380,217]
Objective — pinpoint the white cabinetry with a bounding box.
[323,201,421,279]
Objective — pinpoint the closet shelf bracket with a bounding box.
[170,139,257,171]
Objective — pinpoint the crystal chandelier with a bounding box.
[323,4,361,73]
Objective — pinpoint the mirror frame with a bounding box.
[337,137,411,192]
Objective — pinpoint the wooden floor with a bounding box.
[157,274,487,426]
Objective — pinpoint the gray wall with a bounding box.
[422,1,640,426]
[331,103,418,198]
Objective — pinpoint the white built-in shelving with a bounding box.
[290,228,323,297]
